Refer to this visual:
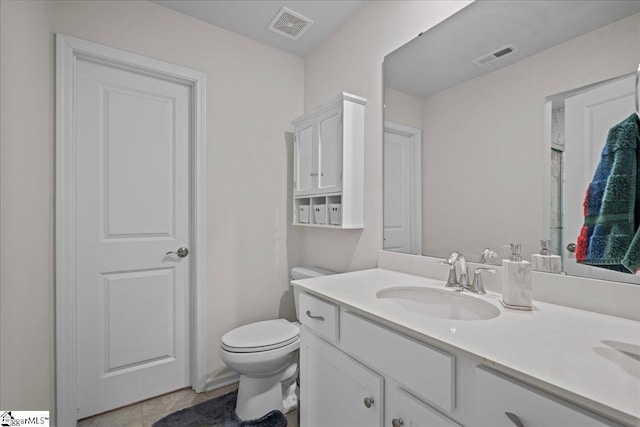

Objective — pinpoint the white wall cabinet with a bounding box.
[297,289,623,427]
[292,93,365,229]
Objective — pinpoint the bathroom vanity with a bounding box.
[291,268,640,427]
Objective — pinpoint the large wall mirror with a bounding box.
[383,0,640,284]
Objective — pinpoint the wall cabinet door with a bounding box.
[293,107,343,197]
[316,106,343,194]
[388,388,462,427]
[300,330,383,427]
[294,121,315,196]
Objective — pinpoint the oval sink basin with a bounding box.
[376,287,500,321]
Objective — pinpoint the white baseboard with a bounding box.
[203,372,240,393]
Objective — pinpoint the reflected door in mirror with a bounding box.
[563,74,640,283]
[383,123,422,254]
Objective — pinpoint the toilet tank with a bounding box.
[291,266,335,319]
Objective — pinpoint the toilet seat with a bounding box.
[221,319,299,353]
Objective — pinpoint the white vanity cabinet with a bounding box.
[292,93,365,229]
[296,288,626,427]
[298,290,459,427]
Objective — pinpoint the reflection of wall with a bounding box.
[550,108,565,256]
[385,88,423,129]
[421,13,639,261]
[299,1,472,272]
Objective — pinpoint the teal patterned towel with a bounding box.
[576,113,640,273]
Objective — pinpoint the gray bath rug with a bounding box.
[152,390,288,427]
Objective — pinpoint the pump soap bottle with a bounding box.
[501,243,532,310]
[531,240,561,273]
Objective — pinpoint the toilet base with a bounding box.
[235,373,284,420]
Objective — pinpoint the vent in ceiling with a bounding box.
[472,45,518,66]
[267,7,314,40]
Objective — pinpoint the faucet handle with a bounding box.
[472,267,496,294]
[480,248,497,264]
[440,261,459,288]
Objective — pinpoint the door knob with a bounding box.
[363,397,374,408]
[166,247,189,257]
[392,418,404,427]
[566,243,576,253]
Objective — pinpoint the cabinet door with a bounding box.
[294,120,315,196]
[475,367,619,427]
[389,388,461,427]
[300,330,383,427]
[316,106,343,194]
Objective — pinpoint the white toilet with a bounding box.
[220,266,334,420]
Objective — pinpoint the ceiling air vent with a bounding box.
[472,45,518,66]
[267,7,314,40]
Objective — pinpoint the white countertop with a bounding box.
[291,268,640,426]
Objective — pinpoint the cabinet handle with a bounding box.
[391,418,404,427]
[305,310,325,321]
[310,172,319,176]
[363,397,375,408]
[505,412,525,427]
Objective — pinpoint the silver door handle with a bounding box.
[391,419,404,427]
[505,412,525,427]
[566,243,576,253]
[305,310,325,321]
[166,247,189,257]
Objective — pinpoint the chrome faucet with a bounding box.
[443,251,469,290]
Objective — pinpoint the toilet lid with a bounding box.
[221,319,299,353]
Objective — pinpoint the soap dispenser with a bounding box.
[531,240,561,273]
[501,243,532,310]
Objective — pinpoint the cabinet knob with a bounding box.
[363,397,374,408]
[566,243,576,253]
[505,412,525,427]
[392,418,404,427]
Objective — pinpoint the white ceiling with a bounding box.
[384,0,640,98]
[153,0,367,56]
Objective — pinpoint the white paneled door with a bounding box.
[75,57,192,418]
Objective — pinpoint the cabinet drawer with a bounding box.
[299,292,339,342]
[475,366,621,427]
[341,311,455,412]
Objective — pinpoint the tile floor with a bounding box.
[77,383,299,427]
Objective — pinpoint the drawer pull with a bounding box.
[505,412,525,427]
[363,397,375,408]
[306,310,325,321]
[391,418,404,427]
